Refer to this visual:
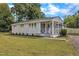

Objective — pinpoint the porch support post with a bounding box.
[45,22,47,34]
[58,23,60,35]
[51,21,54,37]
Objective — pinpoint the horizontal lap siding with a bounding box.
[12,22,41,35]
[24,24,28,35]
[27,22,41,35]
[12,25,19,34]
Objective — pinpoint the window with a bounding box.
[54,21,58,28]
[29,23,33,28]
[59,23,62,28]
[31,23,36,28]
[29,23,36,28]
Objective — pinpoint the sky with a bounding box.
[40,3,79,19]
[8,3,79,19]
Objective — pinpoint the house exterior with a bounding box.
[11,17,63,37]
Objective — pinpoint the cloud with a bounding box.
[59,4,76,15]
[41,4,60,16]
[41,3,79,17]
[60,9,70,15]
[72,3,79,6]
[48,4,60,13]
[41,8,45,12]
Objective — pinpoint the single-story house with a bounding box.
[11,17,63,37]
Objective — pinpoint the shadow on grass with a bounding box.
[3,32,44,39]
[1,32,68,40]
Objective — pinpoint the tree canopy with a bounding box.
[64,11,79,28]
[11,3,45,22]
[0,3,13,32]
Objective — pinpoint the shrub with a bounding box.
[60,29,67,36]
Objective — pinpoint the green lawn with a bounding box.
[0,32,76,56]
[67,28,79,35]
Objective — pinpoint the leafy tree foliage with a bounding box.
[64,11,79,28]
[0,3,13,32]
[11,3,45,22]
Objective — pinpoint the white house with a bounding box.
[11,17,63,37]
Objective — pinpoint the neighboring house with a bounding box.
[11,17,63,37]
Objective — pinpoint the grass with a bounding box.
[67,28,79,35]
[0,32,76,56]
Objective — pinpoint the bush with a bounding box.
[60,29,67,36]
[0,28,9,32]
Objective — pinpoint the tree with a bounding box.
[64,10,79,28]
[12,3,44,22]
[0,3,13,32]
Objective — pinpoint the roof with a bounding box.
[11,17,63,25]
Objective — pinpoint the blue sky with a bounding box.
[8,3,79,19]
[40,3,79,19]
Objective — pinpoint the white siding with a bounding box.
[12,22,41,35]
[23,23,28,35]
[26,22,41,35]
[12,18,63,37]
[50,19,62,37]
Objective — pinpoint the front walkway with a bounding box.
[69,35,79,55]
